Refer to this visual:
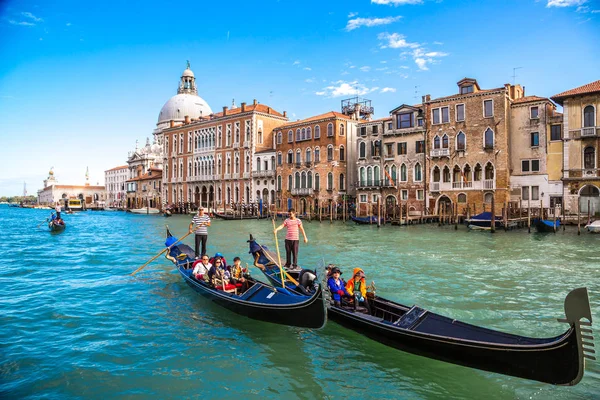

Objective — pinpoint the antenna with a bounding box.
[414,85,420,102]
[511,67,522,85]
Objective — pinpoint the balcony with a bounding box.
[232,173,240,179]
[430,148,450,157]
[383,126,425,136]
[233,142,240,148]
[305,161,313,168]
[243,172,250,179]
[564,168,600,180]
[243,142,250,148]
[295,162,302,169]
[253,170,275,178]
[291,188,314,196]
[430,179,494,191]
[224,173,231,180]
[580,126,598,138]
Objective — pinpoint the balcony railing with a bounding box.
[565,168,600,179]
[232,173,240,179]
[291,188,314,196]
[233,142,240,148]
[305,161,313,168]
[356,179,399,189]
[224,173,231,180]
[243,172,250,179]
[581,127,598,137]
[295,162,302,168]
[253,170,275,178]
[430,148,450,157]
[430,180,494,191]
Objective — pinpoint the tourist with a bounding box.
[327,267,350,307]
[210,256,230,287]
[189,207,211,258]
[209,252,227,269]
[346,268,372,314]
[274,208,308,270]
[229,256,249,292]
[55,202,62,219]
[192,255,212,281]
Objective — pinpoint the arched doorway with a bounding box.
[208,186,214,210]
[579,185,600,214]
[262,188,269,204]
[201,186,208,208]
[436,195,452,215]
[299,198,307,214]
[195,187,200,207]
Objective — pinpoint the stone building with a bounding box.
[551,79,600,214]
[253,149,276,210]
[37,168,106,207]
[125,166,162,209]
[508,96,563,209]
[104,165,128,208]
[423,78,523,214]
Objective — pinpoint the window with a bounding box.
[441,107,449,123]
[551,125,561,141]
[327,172,333,190]
[308,172,313,188]
[532,159,540,171]
[360,126,367,136]
[397,142,407,155]
[296,150,301,164]
[372,140,381,157]
[288,175,292,191]
[277,176,282,191]
[456,132,466,150]
[414,163,422,182]
[584,105,595,127]
[295,172,300,189]
[531,186,539,200]
[287,151,293,164]
[387,122,393,131]
[360,194,367,203]
[584,146,595,169]
[339,174,345,191]
[339,145,345,161]
[416,140,425,154]
[372,194,378,202]
[417,118,424,127]
[359,142,366,158]
[306,148,311,163]
[400,164,407,182]
[307,127,312,139]
[385,143,393,157]
[456,104,465,122]
[277,132,282,144]
[484,193,493,203]
[288,130,293,143]
[416,190,424,200]
[484,128,494,149]
[327,123,333,137]
[432,108,440,125]
[277,152,282,165]
[301,128,306,140]
[315,147,320,163]
[531,132,539,147]
[398,113,413,129]
[372,125,379,134]
[434,136,440,149]
[315,173,320,191]
[530,106,539,119]
[457,193,466,203]
[522,186,529,201]
[296,129,301,141]
[461,85,473,94]
[484,100,493,118]
[401,190,408,200]
[327,145,333,161]
[521,160,530,172]
[340,124,345,136]
[315,126,321,138]
[442,134,449,149]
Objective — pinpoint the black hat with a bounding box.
[331,267,342,275]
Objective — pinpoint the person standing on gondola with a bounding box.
[189,208,211,258]
[274,208,308,270]
[55,202,62,219]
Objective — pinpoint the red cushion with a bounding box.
[215,284,237,291]
[234,283,243,288]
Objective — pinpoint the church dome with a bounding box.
[182,68,194,78]
[157,93,213,124]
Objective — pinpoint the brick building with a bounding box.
[126,166,162,209]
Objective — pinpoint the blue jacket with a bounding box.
[327,277,350,302]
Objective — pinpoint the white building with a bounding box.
[37,168,106,207]
[104,165,128,208]
[253,149,276,209]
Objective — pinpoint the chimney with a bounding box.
[170,120,174,128]
[184,115,190,124]
[267,107,271,114]
[253,99,257,105]
[241,102,246,112]
[223,106,228,116]
[422,94,431,103]
[283,111,287,118]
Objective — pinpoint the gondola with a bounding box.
[48,219,66,232]
[534,218,560,233]
[465,211,503,229]
[351,216,385,225]
[213,211,268,220]
[164,229,326,329]
[164,209,172,217]
[247,238,594,385]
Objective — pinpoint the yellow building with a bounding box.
[551,80,600,214]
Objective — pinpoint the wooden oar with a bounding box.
[37,218,49,228]
[130,231,192,276]
[272,219,285,288]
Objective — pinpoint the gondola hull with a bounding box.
[48,220,66,232]
[465,212,503,229]
[351,216,384,225]
[213,211,268,220]
[535,218,560,233]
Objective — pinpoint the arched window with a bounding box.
[301,171,307,188]
[314,147,320,163]
[434,136,440,149]
[295,172,300,189]
[458,193,467,203]
[288,175,292,191]
[306,148,312,163]
[277,132,282,144]
[287,150,293,164]
[484,192,493,203]
[314,125,321,138]
[327,172,333,190]
[374,166,380,185]
[288,130,293,143]
[327,145,334,161]
[401,164,407,182]
[584,146,596,169]
[367,167,373,186]
[456,131,466,150]
[296,129,301,141]
[307,171,313,188]
[463,164,472,183]
[442,134,449,149]
[432,166,440,182]
[307,127,312,139]
[339,145,345,161]
[296,150,301,164]
[327,123,333,137]
[443,166,451,182]
[301,128,306,140]
[257,157,261,171]
[414,163,422,182]
[360,167,366,186]
[339,173,345,190]
[314,173,320,191]
[277,152,282,165]
[484,128,494,149]
[453,165,461,183]
[277,175,282,191]
[340,124,345,136]
[485,162,494,180]
[359,142,366,158]
[474,164,482,181]
[584,105,595,127]
[391,165,397,182]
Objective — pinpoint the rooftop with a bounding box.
[551,80,600,105]
[277,111,351,129]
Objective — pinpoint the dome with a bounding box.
[182,68,194,78]
[157,93,212,124]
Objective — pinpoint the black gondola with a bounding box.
[247,237,594,385]
[213,211,269,220]
[48,219,66,232]
[164,229,326,329]
[351,216,385,225]
[534,218,560,233]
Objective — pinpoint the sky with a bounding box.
[0,0,599,196]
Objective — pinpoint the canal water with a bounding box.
[0,206,598,399]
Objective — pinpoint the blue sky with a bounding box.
[0,0,598,196]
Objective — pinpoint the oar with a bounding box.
[130,231,192,276]
[37,218,49,228]
[272,219,285,288]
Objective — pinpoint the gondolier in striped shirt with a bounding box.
[189,208,211,258]
[274,208,308,270]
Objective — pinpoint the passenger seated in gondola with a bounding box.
[327,267,350,307]
[209,252,227,269]
[346,268,372,314]
[192,255,212,281]
[209,257,231,288]
[229,256,249,292]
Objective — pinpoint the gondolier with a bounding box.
[189,208,211,258]
[274,208,308,270]
[55,202,62,219]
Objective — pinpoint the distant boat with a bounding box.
[534,218,560,233]
[585,220,600,233]
[68,199,84,211]
[129,207,160,214]
[466,212,503,229]
[48,219,66,232]
[213,211,267,220]
[351,215,385,225]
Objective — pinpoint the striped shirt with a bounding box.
[192,214,211,235]
[284,218,302,241]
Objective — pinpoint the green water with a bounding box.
[0,207,598,399]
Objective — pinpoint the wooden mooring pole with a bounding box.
[577,198,581,235]
[527,198,531,233]
[490,196,496,233]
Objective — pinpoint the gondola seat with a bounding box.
[215,283,244,292]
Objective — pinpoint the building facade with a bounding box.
[104,165,128,208]
[37,168,106,207]
[552,80,600,214]
[125,166,162,209]
[253,149,276,210]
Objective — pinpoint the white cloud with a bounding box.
[380,87,396,93]
[21,12,43,22]
[380,60,387,63]
[375,67,389,71]
[359,66,371,72]
[293,60,301,65]
[315,80,379,97]
[66,22,72,26]
[8,20,35,26]
[348,12,358,17]
[371,0,423,5]
[547,0,587,7]
[433,41,444,45]
[415,58,428,70]
[303,67,312,71]
[424,51,448,57]
[346,16,401,31]
[378,32,420,49]
[305,78,315,83]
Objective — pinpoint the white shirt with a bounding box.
[55,204,61,212]
[193,262,211,276]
